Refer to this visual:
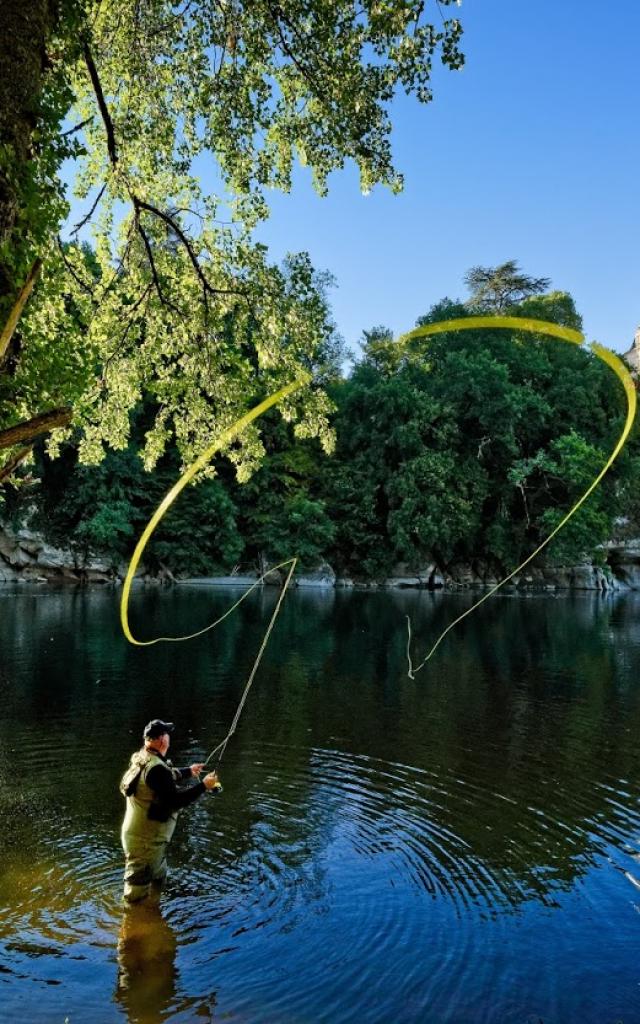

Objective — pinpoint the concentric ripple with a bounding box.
[2,586,640,1023]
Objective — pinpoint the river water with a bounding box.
[1,583,639,1023]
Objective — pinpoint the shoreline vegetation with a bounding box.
[3,282,640,589]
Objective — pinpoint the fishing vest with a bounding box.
[120,749,182,843]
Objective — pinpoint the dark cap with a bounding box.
[143,719,175,740]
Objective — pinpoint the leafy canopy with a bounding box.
[326,289,635,576]
[5,0,466,476]
[8,278,638,578]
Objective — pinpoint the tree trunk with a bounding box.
[0,0,57,345]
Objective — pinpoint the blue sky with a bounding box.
[253,0,640,357]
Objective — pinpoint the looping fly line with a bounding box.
[119,316,636,745]
[398,316,637,679]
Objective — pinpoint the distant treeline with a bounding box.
[5,293,640,580]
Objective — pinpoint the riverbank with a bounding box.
[2,521,639,591]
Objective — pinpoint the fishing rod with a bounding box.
[201,558,298,782]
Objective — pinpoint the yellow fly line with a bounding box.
[119,316,636,689]
[399,316,637,678]
[120,379,306,646]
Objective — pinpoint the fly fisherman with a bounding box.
[120,719,221,903]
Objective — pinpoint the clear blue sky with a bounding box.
[253,0,640,358]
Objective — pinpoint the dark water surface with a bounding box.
[1,584,640,1023]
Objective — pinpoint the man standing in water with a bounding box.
[120,719,220,903]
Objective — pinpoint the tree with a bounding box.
[464,260,551,311]
[19,426,245,574]
[326,284,635,577]
[231,410,335,570]
[6,274,638,578]
[324,360,465,577]
[511,431,615,566]
[1,1,466,480]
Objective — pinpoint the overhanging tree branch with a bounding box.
[267,2,375,161]
[83,43,119,168]
[72,182,107,235]
[134,197,248,303]
[56,237,96,297]
[0,259,42,363]
[60,116,93,138]
[134,215,182,315]
[0,407,73,451]
[83,43,248,310]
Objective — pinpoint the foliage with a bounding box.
[0,243,99,426]
[0,0,84,328]
[152,478,244,575]
[26,426,244,575]
[1,0,466,476]
[32,443,153,558]
[6,277,637,580]
[512,429,626,566]
[464,260,551,311]
[325,290,636,575]
[616,457,640,539]
[231,412,335,570]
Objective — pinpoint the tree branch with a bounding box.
[98,224,135,305]
[56,237,96,297]
[0,408,72,451]
[267,4,329,110]
[83,43,119,168]
[0,259,42,363]
[0,446,33,485]
[134,197,248,303]
[82,43,247,311]
[60,116,93,138]
[135,216,182,314]
[267,3,373,161]
[72,182,107,235]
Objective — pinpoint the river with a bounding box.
[1,583,639,1023]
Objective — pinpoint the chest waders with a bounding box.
[121,752,181,903]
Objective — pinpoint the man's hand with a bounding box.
[190,763,205,777]
[203,771,221,791]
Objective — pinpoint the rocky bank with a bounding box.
[1,520,639,591]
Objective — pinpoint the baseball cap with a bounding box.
[143,719,175,740]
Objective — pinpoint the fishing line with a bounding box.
[400,317,637,678]
[120,380,305,646]
[119,380,305,771]
[203,557,297,772]
[120,318,635,712]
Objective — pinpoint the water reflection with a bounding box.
[116,901,179,1023]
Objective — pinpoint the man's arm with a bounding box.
[146,763,206,813]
